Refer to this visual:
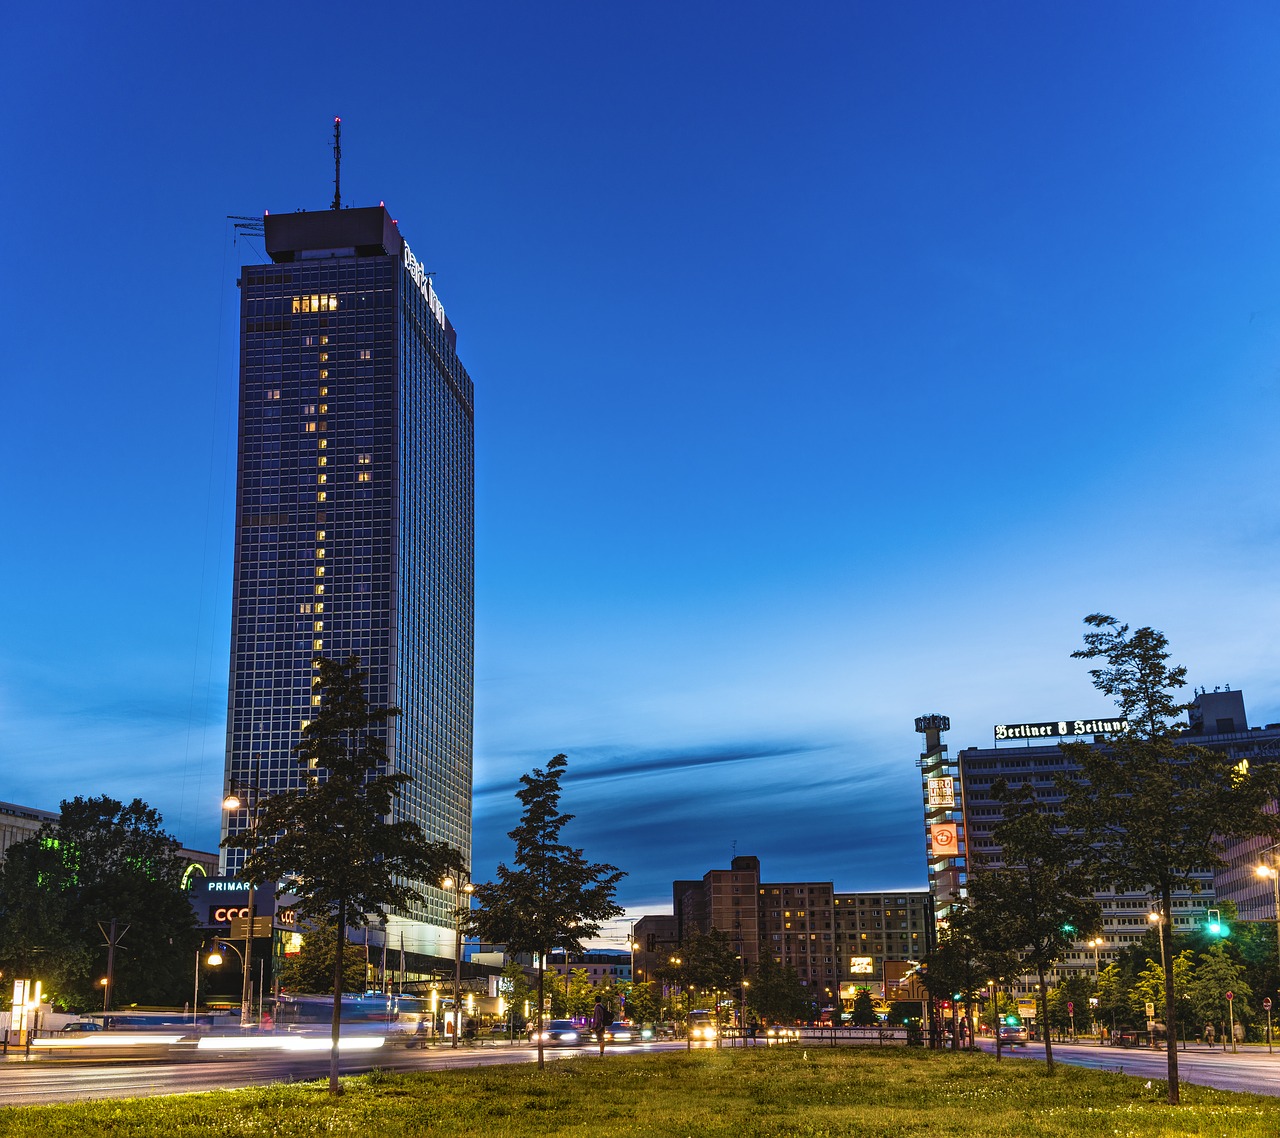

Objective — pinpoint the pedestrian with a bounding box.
[1204,1022,1215,1047]
[591,998,609,1057]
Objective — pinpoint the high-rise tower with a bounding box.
[221,205,474,956]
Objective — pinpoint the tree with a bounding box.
[275,920,366,994]
[470,753,624,1069]
[748,952,813,1025]
[682,928,743,1043]
[226,655,459,1093]
[1190,943,1252,1037]
[1060,614,1280,1103]
[920,922,988,1050]
[965,780,1101,1074]
[499,960,532,1038]
[623,979,659,1024]
[850,988,877,1026]
[1095,962,1128,1036]
[0,796,197,1009]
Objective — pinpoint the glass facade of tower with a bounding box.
[221,207,473,948]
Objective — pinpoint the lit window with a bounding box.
[313,639,323,650]
[320,335,329,345]
[304,422,317,433]
[304,336,315,346]
[316,530,326,540]
[319,386,328,396]
[318,404,328,414]
[357,471,372,483]
[315,585,324,595]
[299,603,313,614]
[300,719,311,731]
[314,602,323,613]
[319,353,329,363]
[318,439,327,450]
[303,404,316,415]
[356,453,371,465]
[317,474,327,484]
[316,492,326,503]
[315,566,325,576]
[316,548,325,558]
[311,695,322,706]
[313,621,324,632]
[320,370,329,380]
[358,349,372,361]
[265,389,281,401]
[318,456,327,467]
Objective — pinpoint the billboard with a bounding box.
[927,777,955,808]
[930,823,959,854]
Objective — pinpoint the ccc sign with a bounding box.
[212,906,251,923]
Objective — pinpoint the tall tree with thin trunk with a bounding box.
[226,655,459,1095]
[1060,614,1280,1104]
[470,754,624,1070]
[965,780,1102,1074]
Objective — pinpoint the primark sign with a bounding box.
[994,718,1129,742]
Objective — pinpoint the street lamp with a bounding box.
[1147,910,1168,975]
[442,872,474,1049]
[223,756,263,1028]
[1087,938,1105,1043]
[741,979,750,1046]
[1255,853,1280,972]
[99,977,109,1013]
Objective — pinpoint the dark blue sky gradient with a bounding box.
[4,3,1280,943]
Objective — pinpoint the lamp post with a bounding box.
[1087,938,1104,1043]
[1147,910,1168,975]
[1255,851,1280,973]
[223,756,263,1028]
[741,979,750,1046]
[99,977,109,1013]
[442,872,474,1049]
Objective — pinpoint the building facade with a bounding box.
[929,688,1280,988]
[221,205,474,957]
[644,855,932,1005]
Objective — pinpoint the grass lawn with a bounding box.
[1,1047,1276,1137]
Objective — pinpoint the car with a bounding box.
[60,1021,104,1033]
[603,1021,634,1043]
[530,1019,582,1046]
[998,1024,1029,1044]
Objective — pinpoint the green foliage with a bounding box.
[0,796,197,1009]
[275,921,367,994]
[747,950,813,1023]
[850,988,877,1026]
[623,979,660,1023]
[1095,962,1129,1030]
[469,753,624,1064]
[499,960,532,1029]
[1190,942,1253,1025]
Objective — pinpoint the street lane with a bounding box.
[983,1040,1280,1096]
[0,1040,687,1106]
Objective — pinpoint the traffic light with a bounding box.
[1206,909,1229,937]
[1060,923,1077,935]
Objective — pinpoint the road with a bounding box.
[981,1039,1280,1096]
[0,1038,692,1107]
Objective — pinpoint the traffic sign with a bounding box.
[1264,998,1273,1011]
[1226,991,1234,1001]
[1145,1002,1155,1018]
[1067,1001,1074,1014]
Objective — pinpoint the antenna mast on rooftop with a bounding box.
[331,117,342,210]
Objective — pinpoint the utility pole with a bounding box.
[98,919,129,1013]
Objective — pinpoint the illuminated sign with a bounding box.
[206,880,249,894]
[181,862,209,891]
[994,718,1128,741]
[927,777,955,808]
[849,957,875,975]
[403,243,448,332]
[930,823,959,854]
[212,905,251,924]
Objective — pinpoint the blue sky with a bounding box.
[4,3,1280,945]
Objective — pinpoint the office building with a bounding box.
[643,855,931,1007]
[221,204,474,958]
[924,688,1280,988]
